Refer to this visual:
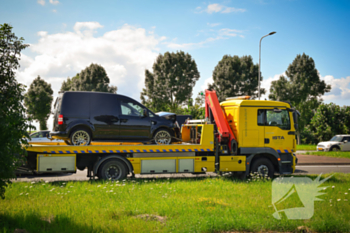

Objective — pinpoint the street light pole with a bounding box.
[258,31,276,100]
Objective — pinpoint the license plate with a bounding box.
[318,148,324,151]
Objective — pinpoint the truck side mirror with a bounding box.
[143,108,148,117]
[345,140,348,143]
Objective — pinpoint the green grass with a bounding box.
[306,151,350,159]
[296,144,316,151]
[1,174,350,233]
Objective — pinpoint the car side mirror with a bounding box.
[143,108,148,117]
[345,140,348,143]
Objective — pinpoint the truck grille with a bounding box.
[317,145,324,148]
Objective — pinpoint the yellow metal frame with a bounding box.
[25,124,215,155]
[127,156,215,174]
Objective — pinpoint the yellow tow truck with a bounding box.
[22,90,299,180]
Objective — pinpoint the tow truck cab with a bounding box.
[220,97,298,174]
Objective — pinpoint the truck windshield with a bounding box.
[330,136,342,142]
[266,109,290,130]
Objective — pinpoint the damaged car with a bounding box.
[50,91,183,145]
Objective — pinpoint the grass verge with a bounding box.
[296,144,316,151]
[1,174,350,233]
[305,151,350,159]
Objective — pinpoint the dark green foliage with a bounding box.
[24,76,53,130]
[180,92,205,119]
[269,53,331,143]
[0,23,30,199]
[60,63,117,93]
[304,103,350,144]
[140,51,200,113]
[208,55,264,102]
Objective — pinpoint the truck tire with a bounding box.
[70,128,91,146]
[251,158,275,179]
[98,159,127,180]
[153,128,172,145]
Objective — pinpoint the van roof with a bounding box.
[220,99,291,108]
[62,91,130,99]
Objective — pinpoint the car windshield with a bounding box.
[330,136,342,142]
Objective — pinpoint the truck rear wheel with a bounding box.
[98,160,127,180]
[251,158,274,179]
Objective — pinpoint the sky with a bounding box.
[1,0,350,130]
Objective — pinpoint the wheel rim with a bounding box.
[155,131,171,145]
[257,164,269,176]
[105,164,122,180]
[71,130,90,145]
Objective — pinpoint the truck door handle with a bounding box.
[265,138,270,144]
[120,118,128,123]
[288,131,295,135]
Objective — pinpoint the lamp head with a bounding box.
[269,31,276,35]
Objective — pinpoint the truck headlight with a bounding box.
[326,144,330,148]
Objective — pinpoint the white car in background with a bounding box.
[317,135,350,152]
[27,130,64,143]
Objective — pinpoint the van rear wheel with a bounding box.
[70,128,91,146]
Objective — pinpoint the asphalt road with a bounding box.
[14,165,350,183]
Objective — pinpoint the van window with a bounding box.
[61,92,90,118]
[120,100,143,116]
[257,109,290,130]
[90,93,118,116]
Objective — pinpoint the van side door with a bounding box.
[90,94,120,139]
[118,97,151,139]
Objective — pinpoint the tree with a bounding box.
[0,23,30,199]
[24,76,53,130]
[269,53,331,143]
[60,63,117,93]
[140,51,200,113]
[208,55,264,102]
[304,103,350,143]
[180,92,205,119]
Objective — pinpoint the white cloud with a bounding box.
[165,36,224,50]
[52,9,57,13]
[37,0,45,6]
[207,23,221,27]
[201,77,214,90]
[219,28,244,37]
[165,27,244,49]
[17,22,162,130]
[321,75,350,104]
[260,73,285,100]
[199,3,246,14]
[73,22,104,36]
[49,0,59,5]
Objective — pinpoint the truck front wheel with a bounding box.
[251,158,275,179]
[98,160,127,180]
